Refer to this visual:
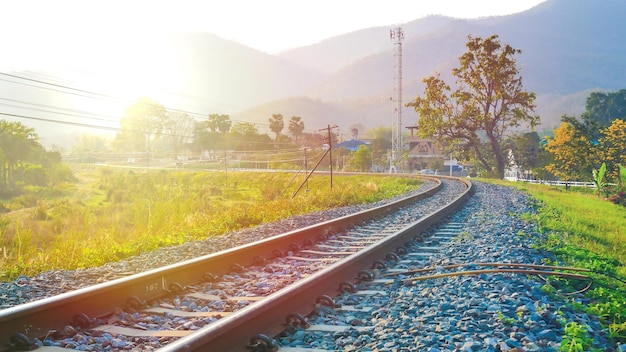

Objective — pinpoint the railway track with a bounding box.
[0,176,472,352]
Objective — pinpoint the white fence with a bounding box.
[512,179,596,188]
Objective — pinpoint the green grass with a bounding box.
[0,168,422,281]
[486,179,626,346]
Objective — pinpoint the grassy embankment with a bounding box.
[0,168,422,281]
[494,180,626,347]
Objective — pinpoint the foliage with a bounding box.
[406,34,539,178]
[229,122,273,151]
[546,119,626,183]
[113,97,167,151]
[598,119,626,181]
[207,114,232,133]
[288,116,305,143]
[591,162,607,197]
[545,87,626,182]
[0,120,68,193]
[346,145,373,172]
[0,170,421,280]
[544,121,598,181]
[609,192,626,207]
[269,113,284,142]
[559,321,592,351]
[159,111,195,154]
[506,132,539,173]
[582,89,626,128]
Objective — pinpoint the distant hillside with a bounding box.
[161,33,325,111]
[4,0,626,148]
[277,16,454,74]
[269,0,626,131]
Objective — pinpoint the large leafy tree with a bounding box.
[562,89,626,147]
[598,119,626,181]
[365,126,392,170]
[583,89,626,128]
[193,114,232,155]
[406,35,539,178]
[269,114,284,143]
[288,116,305,143]
[207,114,232,133]
[0,120,44,189]
[347,145,373,172]
[506,132,540,175]
[114,97,167,152]
[160,111,196,154]
[545,122,599,180]
[230,122,272,151]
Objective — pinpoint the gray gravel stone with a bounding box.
[276,181,615,351]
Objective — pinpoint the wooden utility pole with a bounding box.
[319,125,338,189]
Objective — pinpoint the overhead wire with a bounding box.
[0,70,330,162]
[0,71,277,130]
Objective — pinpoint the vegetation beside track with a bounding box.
[492,180,626,347]
[0,168,421,281]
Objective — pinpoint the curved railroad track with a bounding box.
[0,176,473,352]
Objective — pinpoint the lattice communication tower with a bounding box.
[390,26,404,172]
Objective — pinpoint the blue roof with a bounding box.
[336,139,368,151]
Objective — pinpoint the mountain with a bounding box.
[270,0,626,131]
[0,33,326,148]
[3,0,625,148]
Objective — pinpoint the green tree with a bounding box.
[406,35,539,178]
[160,111,196,154]
[507,131,540,175]
[193,115,232,156]
[72,134,109,154]
[269,114,284,144]
[230,122,272,151]
[207,114,232,133]
[113,97,166,152]
[0,120,42,190]
[598,119,626,181]
[288,116,305,143]
[583,89,626,128]
[347,145,372,172]
[561,89,626,147]
[545,122,598,180]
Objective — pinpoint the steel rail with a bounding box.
[0,176,444,349]
[159,177,473,351]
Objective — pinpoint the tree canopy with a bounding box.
[269,114,284,143]
[406,34,539,178]
[114,97,167,151]
[0,120,72,192]
[583,89,626,128]
[288,116,305,143]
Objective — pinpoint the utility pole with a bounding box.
[319,124,338,189]
[390,26,404,173]
[223,151,228,187]
[304,147,309,192]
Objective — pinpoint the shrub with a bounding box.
[609,192,626,207]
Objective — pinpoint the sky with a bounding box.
[1,0,548,64]
[0,0,549,145]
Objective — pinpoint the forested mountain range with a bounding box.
[2,0,624,146]
[265,0,626,132]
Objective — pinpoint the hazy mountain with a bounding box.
[268,0,626,131]
[3,0,625,148]
[277,16,454,75]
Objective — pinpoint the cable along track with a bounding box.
[0,176,472,352]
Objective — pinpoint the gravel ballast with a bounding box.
[277,181,617,351]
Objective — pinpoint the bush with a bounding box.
[21,164,48,186]
[609,192,626,207]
